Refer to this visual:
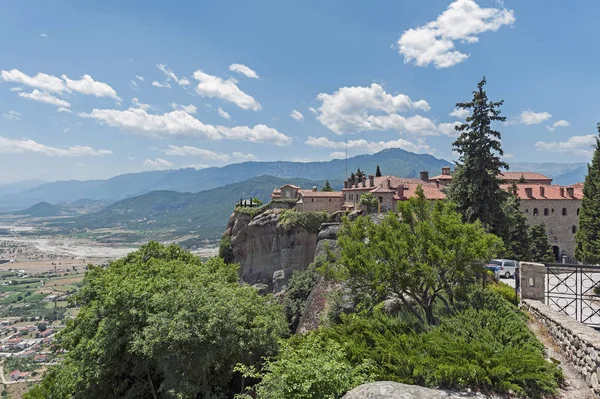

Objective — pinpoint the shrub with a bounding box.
[219,235,235,264]
[235,204,269,219]
[278,210,330,233]
[282,266,319,332]
[488,282,517,305]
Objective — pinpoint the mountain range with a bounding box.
[0,149,452,210]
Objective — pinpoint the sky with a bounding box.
[1,0,600,183]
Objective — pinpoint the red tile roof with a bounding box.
[499,172,552,181]
[430,174,453,180]
[501,184,583,200]
[280,184,300,189]
[298,190,343,198]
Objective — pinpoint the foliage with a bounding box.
[271,198,299,205]
[219,235,235,264]
[278,210,330,233]
[322,180,333,192]
[37,323,47,332]
[5,356,37,373]
[375,165,382,177]
[330,186,502,324]
[529,224,555,263]
[235,204,270,219]
[500,190,530,260]
[259,290,561,399]
[25,242,287,399]
[358,193,378,214]
[576,124,600,264]
[256,334,374,399]
[488,282,517,305]
[253,197,263,206]
[282,265,319,333]
[448,77,509,237]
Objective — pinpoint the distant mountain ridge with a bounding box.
[0,149,451,208]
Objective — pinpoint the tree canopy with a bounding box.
[331,186,502,325]
[576,124,600,264]
[448,77,509,237]
[322,180,333,192]
[375,165,382,177]
[358,193,378,214]
[26,242,287,399]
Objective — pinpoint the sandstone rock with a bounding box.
[342,381,494,399]
[591,349,598,361]
[383,297,403,316]
[347,210,362,221]
[318,222,341,241]
[273,270,286,293]
[252,283,269,294]
[592,373,599,389]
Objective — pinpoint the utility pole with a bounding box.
[345,134,348,179]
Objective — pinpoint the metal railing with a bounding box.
[545,263,600,329]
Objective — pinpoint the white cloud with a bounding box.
[449,108,470,118]
[0,137,111,157]
[232,152,257,161]
[81,107,221,140]
[290,110,304,121]
[228,63,259,79]
[19,90,71,108]
[130,80,139,90]
[217,124,292,146]
[1,69,67,93]
[308,107,317,114]
[546,119,570,131]
[136,75,145,82]
[193,70,261,111]
[57,107,72,113]
[164,145,230,161]
[519,110,552,125]
[39,33,48,38]
[184,163,210,170]
[305,136,433,154]
[152,81,171,89]
[157,64,189,87]
[535,135,597,157]
[3,111,21,120]
[143,158,173,170]
[9,87,23,92]
[178,78,191,87]
[217,107,231,120]
[62,74,121,100]
[502,153,514,159]
[169,103,197,114]
[330,151,346,159]
[315,83,442,135]
[398,0,515,68]
[132,98,151,111]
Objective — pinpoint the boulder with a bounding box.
[318,222,341,241]
[342,382,494,398]
[272,270,287,293]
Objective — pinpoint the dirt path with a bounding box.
[528,320,596,399]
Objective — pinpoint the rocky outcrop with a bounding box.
[342,382,496,399]
[225,209,319,288]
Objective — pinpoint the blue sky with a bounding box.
[1,0,600,183]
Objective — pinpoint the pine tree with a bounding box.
[356,168,365,181]
[349,172,356,184]
[501,183,531,260]
[375,165,382,177]
[322,180,333,192]
[448,77,509,236]
[529,224,555,263]
[575,124,600,264]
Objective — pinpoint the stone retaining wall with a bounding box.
[523,299,600,394]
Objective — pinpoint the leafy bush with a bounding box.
[257,334,374,399]
[488,282,517,305]
[235,204,269,219]
[258,290,561,399]
[278,210,330,233]
[282,266,319,332]
[219,235,235,264]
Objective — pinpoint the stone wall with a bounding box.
[520,262,546,301]
[520,198,581,259]
[297,197,344,213]
[522,299,600,394]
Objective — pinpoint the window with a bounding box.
[544,208,549,216]
[328,198,331,202]
[572,226,577,234]
[311,199,314,202]
[525,209,529,213]
[378,196,383,203]
[285,190,291,198]
[552,208,554,213]
[343,194,346,201]
[533,208,539,216]
[577,208,580,216]
[562,208,567,216]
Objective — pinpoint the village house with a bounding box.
[9,370,21,381]
[271,184,344,213]
[37,329,54,338]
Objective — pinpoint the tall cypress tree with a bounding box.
[375,165,382,177]
[575,124,600,264]
[448,77,508,236]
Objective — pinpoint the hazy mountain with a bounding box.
[14,202,66,217]
[60,176,340,239]
[510,162,588,185]
[0,149,451,208]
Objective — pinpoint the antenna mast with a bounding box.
[345,134,348,179]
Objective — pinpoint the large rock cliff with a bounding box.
[224,209,319,287]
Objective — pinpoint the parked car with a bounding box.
[484,264,501,278]
[487,259,518,279]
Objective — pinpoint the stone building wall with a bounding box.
[297,197,344,213]
[520,198,581,259]
[522,299,600,394]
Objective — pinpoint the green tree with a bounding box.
[375,165,382,177]
[358,193,378,214]
[253,197,263,206]
[37,323,47,332]
[355,168,365,182]
[529,224,555,263]
[448,77,509,237]
[282,266,319,333]
[349,172,356,185]
[25,242,286,399]
[576,124,600,264]
[322,180,333,192]
[219,235,235,264]
[500,184,531,260]
[331,186,502,325]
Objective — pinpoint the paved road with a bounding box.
[499,277,516,288]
